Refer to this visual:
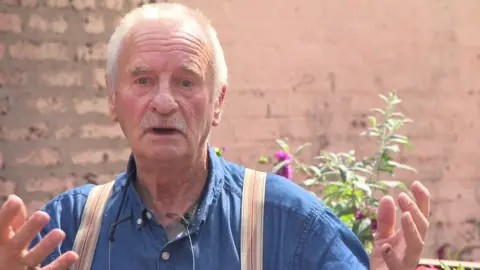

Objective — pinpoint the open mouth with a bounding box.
[148,127,179,135]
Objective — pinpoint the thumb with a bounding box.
[375,195,396,240]
[381,244,403,270]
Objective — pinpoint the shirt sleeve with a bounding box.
[296,207,370,270]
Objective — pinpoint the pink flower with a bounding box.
[274,150,291,161]
[274,150,293,180]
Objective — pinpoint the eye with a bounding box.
[181,80,193,88]
[135,77,150,85]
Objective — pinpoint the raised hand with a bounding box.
[0,195,78,270]
[370,181,431,270]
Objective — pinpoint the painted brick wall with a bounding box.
[1,0,480,260]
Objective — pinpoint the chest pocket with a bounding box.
[70,168,267,270]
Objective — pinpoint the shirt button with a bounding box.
[136,218,143,226]
[145,211,152,220]
[161,251,170,260]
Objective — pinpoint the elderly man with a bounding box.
[0,3,430,270]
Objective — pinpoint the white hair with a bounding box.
[106,3,228,100]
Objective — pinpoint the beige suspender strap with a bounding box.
[241,168,267,270]
[70,181,115,270]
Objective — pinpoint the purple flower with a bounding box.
[278,164,293,179]
[274,150,293,180]
[371,219,377,232]
[355,210,365,220]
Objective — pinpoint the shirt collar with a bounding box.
[122,145,225,231]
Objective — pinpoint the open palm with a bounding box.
[369,181,431,270]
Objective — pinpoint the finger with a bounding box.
[411,181,430,217]
[375,195,396,240]
[381,243,403,270]
[41,251,78,270]
[11,197,27,233]
[10,211,50,251]
[0,195,24,243]
[23,229,66,267]
[401,212,424,267]
[397,192,429,239]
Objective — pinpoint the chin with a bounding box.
[146,145,189,161]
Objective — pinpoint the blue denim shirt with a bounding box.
[31,147,369,269]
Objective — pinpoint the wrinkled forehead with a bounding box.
[128,16,209,44]
[118,16,212,71]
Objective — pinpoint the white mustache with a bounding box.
[140,112,187,133]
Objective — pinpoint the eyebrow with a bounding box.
[126,65,149,76]
[179,63,203,78]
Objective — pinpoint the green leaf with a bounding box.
[379,94,389,103]
[370,108,385,115]
[351,166,373,175]
[384,144,400,153]
[387,161,417,173]
[387,134,409,144]
[391,97,401,104]
[318,171,340,180]
[271,159,291,174]
[357,218,371,235]
[338,165,350,182]
[391,112,406,118]
[387,119,403,131]
[388,137,408,145]
[213,147,224,157]
[368,116,376,127]
[378,152,394,174]
[325,181,348,188]
[377,180,405,189]
[276,139,289,152]
[308,165,322,177]
[339,213,355,225]
[303,178,317,186]
[440,262,452,270]
[294,142,312,156]
[327,152,339,164]
[353,180,372,196]
[367,183,388,194]
[333,203,356,217]
[257,156,269,164]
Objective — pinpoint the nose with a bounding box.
[150,79,179,115]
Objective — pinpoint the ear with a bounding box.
[106,75,118,122]
[212,84,227,127]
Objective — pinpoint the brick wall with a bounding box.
[1,0,480,260]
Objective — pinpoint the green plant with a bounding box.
[416,261,476,270]
[213,146,226,157]
[438,263,469,270]
[257,91,416,252]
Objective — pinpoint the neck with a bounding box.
[134,148,209,227]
